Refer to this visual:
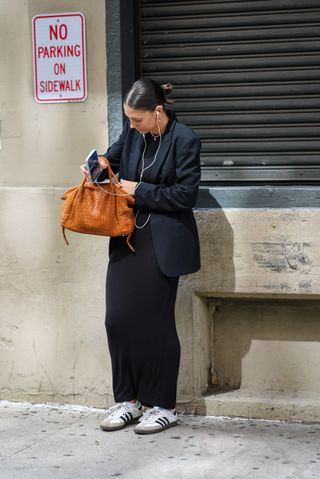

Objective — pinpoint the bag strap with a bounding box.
[126,233,135,253]
[61,226,69,245]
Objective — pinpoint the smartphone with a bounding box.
[85,149,102,183]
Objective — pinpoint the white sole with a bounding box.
[100,415,142,432]
[134,420,178,435]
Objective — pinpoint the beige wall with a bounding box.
[0,0,112,405]
[1,0,108,187]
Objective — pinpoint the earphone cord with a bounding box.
[94,115,162,229]
[135,119,162,229]
[95,180,141,197]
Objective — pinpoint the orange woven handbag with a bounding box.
[61,161,135,251]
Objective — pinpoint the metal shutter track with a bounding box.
[140,0,320,179]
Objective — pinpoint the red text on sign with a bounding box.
[54,63,66,75]
[37,44,81,59]
[49,24,68,40]
[39,79,81,93]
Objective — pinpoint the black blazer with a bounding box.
[103,112,201,277]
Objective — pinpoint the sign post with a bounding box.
[32,13,87,103]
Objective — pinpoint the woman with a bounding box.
[82,78,201,435]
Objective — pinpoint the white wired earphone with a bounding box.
[96,109,163,230]
[135,109,162,229]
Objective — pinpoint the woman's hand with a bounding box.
[98,156,109,169]
[80,155,109,182]
[80,164,90,181]
[117,179,137,195]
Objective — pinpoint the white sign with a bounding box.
[32,13,87,103]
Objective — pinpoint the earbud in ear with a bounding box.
[156,111,160,117]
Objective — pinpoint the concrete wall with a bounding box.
[0,0,112,405]
[177,209,320,421]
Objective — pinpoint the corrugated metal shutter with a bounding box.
[140,0,320,182]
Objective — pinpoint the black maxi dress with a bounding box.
[105,128,180,410]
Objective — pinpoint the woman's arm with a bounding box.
[134,135,201,212]
[98,121,130,179]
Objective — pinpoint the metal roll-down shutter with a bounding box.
[140,0,320,182]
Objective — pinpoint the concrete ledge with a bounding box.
[192,390,320,423]
[197,185,320,209]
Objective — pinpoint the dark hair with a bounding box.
[124,78,174,111]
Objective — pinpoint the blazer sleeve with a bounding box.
[134,134,201,212]
[99,121,130,176]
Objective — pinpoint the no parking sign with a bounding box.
[32,12,87,103]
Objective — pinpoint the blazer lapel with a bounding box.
[124,114,176,181]
[149,134,172,179]
[150,116,176,179]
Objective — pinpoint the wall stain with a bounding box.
[252,241,311,273]
[298,280,312,292]
[33,340,54,391]
[0,337,14,351]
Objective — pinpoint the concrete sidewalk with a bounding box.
[0,401,319,479]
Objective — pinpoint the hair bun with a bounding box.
[161,83,173,95]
